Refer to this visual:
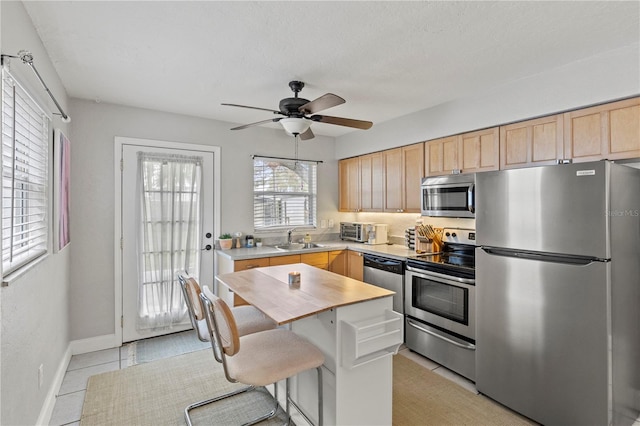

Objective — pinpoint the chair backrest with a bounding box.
[201,286,241,358]
[177,272,209,341]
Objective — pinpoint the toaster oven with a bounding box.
[339,222,374,242]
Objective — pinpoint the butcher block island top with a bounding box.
[216,263,395,325]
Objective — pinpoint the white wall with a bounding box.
[69,38,640,343]
[1,2,71,425]
[68,99,338,341]
[335,43,640,159]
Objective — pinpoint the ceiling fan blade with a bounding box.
[310,114,373,130]
[230,118,282,131]
[298,93,345,114]
[299,127,315,140]
[222,103,282,115]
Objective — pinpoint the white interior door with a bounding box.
[120,142,215,342]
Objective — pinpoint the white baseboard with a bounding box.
[35,334,121,425]
[35,344,72,426]
[70,333,120,355]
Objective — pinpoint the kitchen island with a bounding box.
[216,263,404,425]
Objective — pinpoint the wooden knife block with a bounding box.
[415,236,432,253]
[414,226,443,253]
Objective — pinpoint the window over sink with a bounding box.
[253,156,317,230]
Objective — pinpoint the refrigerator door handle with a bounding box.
[480,247,605,265]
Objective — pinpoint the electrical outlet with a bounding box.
[38,364,44,389]
[328,219,334,228]
[320,219,327,228]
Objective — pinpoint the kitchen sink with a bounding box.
[273,243,323,251]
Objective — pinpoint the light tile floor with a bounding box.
[49,346,125,426]
[50,335,640,426]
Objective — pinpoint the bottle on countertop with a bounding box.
[245,235,254,248]
[304,233,311,244]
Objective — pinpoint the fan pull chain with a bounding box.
[295,134,304,189]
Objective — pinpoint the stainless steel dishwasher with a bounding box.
[362,253,404,314]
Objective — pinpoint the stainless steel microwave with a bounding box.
[340,222,374,242]
[421,173,475,218]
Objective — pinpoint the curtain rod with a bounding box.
[1,50,71,123]
[252,155,323,164]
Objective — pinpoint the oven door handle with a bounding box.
[406,265,475,285]
[407,319,476,350]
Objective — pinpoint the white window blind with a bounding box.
[1,69,50,275]
[253,157,317,230]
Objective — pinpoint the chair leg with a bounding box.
[240,404,278,426]
[285,367,323,426]
[316,366,323,426]
[240,383,279,426]
[184,385,256,426]
[285,377,291,425]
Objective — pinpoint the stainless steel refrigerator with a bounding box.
[475,161,640,425]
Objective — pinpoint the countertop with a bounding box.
[215,240,416,261]
[216,263,395,325]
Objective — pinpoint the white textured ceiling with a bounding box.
[22,1,640,138]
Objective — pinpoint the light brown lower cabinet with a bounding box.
[329,250,347,275]
[268,254,301,266]
[301,252,329,270]
[232,257,270,271]
[347,250,364,281]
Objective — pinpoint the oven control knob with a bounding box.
[445,232,450,237]
[452,232,457,238]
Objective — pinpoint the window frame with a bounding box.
[1,68,51,278]
[253,156,318,232]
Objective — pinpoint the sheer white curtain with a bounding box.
[135,152,203,331]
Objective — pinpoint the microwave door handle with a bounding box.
[467,184,475,213]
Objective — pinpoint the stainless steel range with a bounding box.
[404,227,476,381]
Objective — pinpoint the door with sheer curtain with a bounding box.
[121,143,215,343]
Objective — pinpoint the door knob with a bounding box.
[202,244,212,251]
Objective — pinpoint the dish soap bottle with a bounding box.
[304,233,311,244]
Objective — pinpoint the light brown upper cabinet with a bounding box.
[564,97,640,163]
[339,152,384,212]
[339,157,360,212]
[383,143,424,213]
[424,135,458,176]
[500,115,564,169]
[458,127,500,173]
[425,128,499,175]
[359,152,384,212]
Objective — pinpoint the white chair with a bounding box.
[177,273,277,425]
[199,286,325,426]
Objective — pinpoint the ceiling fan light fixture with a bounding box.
[280,117,311,135]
